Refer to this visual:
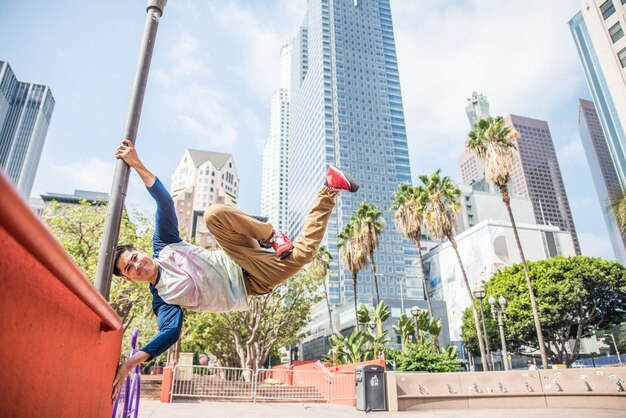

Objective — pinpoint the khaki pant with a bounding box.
[204,187,335,295]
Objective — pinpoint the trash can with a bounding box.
[355,365,386,411]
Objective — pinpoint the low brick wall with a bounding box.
[388,367,626,411]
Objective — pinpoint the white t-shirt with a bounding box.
[154,241,250,313]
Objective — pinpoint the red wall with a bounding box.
[0,175,123,417]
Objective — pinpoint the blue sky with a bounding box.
[0,0,615,259]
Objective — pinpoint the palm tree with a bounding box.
[419,169,490,371]
[312,246,334,334]
[467,116,548,369]
[353,201,385,304]
[391,183,434,317]
[338,220,367,329]
[608,186,626,233]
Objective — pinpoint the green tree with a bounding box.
[357,302,391,359]
[395,344,460,373]
[596,322,626,355]
[181,267,324,377]
[338,220,367,329]
[392,313,414,353]
[325,329,372,365]
[608,187,626,234]
[467,115,549,368]
[43,201,154,336]
[419,169,489,370]
[460,256,626,366]
[312,245,334,334]
[352,201,385,304]
[391,183,434,317]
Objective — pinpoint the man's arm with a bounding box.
[111,303,183,401]
[115,139,181,254]
[115,139,155,187]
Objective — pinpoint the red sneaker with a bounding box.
[269,231,294,259]
[325,165,359,192]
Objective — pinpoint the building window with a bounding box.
[619,47,626,68]
[600,0,615,19]
[609,22,624,43]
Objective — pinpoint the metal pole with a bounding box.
[94,0,167,300]
[478,298,492,371]
[497,312,509,371]
[610,334,622,364]
[400,279,405,314]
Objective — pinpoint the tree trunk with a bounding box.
[500,184,549,369]
[416,236,438,349]
[449,235,489,371]
[371,255,380,305]
[416,237,434,317]
[324,280,334,334]
[352,272,359,330]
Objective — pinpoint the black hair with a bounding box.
[113,244,137,277]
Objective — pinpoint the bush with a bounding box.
[395,344,460,373]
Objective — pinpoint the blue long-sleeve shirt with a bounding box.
[141,178,184,359]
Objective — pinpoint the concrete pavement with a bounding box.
[138,401,625,417]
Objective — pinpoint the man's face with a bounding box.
[116,249,157,283]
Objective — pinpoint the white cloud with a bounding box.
[391,0,585,180]
[49,158,115,193]
[207,1,302,99]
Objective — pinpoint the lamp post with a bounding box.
[368,320,376,332]
[373,273,418,315]
[95,0,168,300]
[609,334,622,365]
[410,305,420,345]
[473,285,492,371]
[489,294,509,371]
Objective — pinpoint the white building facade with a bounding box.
[170,149,238,246]
[424,220,576,343]
[261,40,292,233]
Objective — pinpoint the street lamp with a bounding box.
[609,333,622,365]
[373,273,418,314]
[410,305,420,345]
[473,285,492,371]
[489,294,510,371]
[95,0,168,300]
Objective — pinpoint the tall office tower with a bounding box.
[458,92,489,186]
[578,99,626,262]
[0,61,55,198]
[261,40,293,233]
[288,0,415,305]
[170,149,239,246]
[569,2,626,187]
[465,91,490,128]
[505,115,582,254]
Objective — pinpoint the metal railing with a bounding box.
[171,366,255,401]
[170,365,356,403]
[254,369,330,402]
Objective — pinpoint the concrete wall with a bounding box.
[0,173,123,417]
[387,367,626,411]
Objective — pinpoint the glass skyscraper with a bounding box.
[261,40,293,234]
[288,0,416,305]
[506,114,581,255]
[578,99,626,263]
[569,6,626,189]
[0,61,55,198]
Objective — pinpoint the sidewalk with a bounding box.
[138,401,625,417]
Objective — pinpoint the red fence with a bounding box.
[0,173,123,417]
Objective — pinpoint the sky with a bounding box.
[0,0,615,260]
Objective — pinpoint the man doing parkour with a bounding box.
[111,140,358,398]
